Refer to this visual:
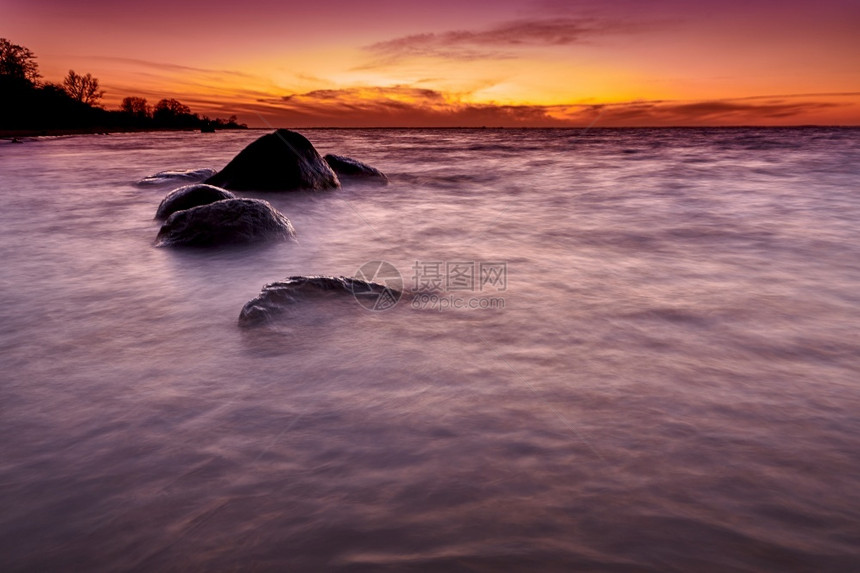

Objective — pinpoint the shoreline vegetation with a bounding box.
[0,126,254,139]
[0,38,247,140]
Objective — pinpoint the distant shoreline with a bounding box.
[3,125,858,140]
[0,126,253,139]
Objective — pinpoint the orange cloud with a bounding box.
[242,88,860,127]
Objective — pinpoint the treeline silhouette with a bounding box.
[0,38,247,134]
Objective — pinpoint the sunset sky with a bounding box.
[4,0,859,126]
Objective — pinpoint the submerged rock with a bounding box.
[155,183,236,220]
[323,154,388,184]
[137,168,217,186]
[238,275,399,326]
[155,198,295,247]
[205,129,339,191]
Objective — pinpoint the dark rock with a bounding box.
[205,129,339,191]
[137,168,217,186]
[155,198,296,247]
[155,184,235,220]
[323,154,388,184]
[239,275,398,326]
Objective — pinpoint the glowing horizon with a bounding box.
[4,0,860,127]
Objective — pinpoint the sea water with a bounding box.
[1,128,859,571]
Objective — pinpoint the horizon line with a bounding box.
[258,124,860,130]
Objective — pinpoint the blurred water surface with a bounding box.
[1,127,859,571]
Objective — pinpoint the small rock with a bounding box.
[155,184,235,220]
[239,275,397,326]
[324,154,388,184]
[137,168,217,186]
[155,198,296,247]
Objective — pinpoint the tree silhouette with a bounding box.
[151,98,197,127]
[63,70,104,105]
[0,38,40,82]
[121,96,150,118]
[153,98,191,116]
[1,39,246,134]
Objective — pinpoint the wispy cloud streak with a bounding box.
[363,17,647,64]
[252,87,857,127]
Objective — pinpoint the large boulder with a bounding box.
[155,198,296,247]
[155,183,235,220]
[239,275,399,326]
[137,168,216,186]
[205,129,340,191]
[323,154,388,185]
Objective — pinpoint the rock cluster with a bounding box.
[147,129,394,322]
